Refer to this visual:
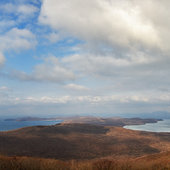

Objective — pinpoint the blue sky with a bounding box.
[0,0,170,118]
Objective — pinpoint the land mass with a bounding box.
[0,151,170,170]
[0,117,169,170]
[4,116,161,126]
[62,116,161,126]
[4,116,58,122]
[0,121,169,160]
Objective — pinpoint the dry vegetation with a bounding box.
[0,123,170,160]
[0,121,170,169]
[0,152,170,170]
[62,117,160,126]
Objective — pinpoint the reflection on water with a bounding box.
[124,119,170,132]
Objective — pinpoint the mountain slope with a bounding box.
[0,123,169,160]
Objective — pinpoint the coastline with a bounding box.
[0,116,164,132]
[0,119,62,132]
[123,119,170,132]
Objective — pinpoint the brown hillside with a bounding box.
[0,152,170,170]
[0,123,169,160]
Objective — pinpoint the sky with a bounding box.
[0,0,170,118]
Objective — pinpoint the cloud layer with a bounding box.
[38,0,170,96]
[0,0,170,117]
[11,56,75,83]
[39,0,170,52]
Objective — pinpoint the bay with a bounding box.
[124,119,170,132]
[0,120,62,131]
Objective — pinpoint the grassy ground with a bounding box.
[0,123,169,169]
[0,152,170,170]
[0,123,169,160]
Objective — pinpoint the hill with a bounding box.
[62,116,161,126]
[0,152,170,170]
[0,123,169,160]
[4,116,160,126]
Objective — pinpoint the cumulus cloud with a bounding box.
[0,28,37,52]
[17,4,39,15]
[0,86,9,91]
[0,53,5,66]
[60,51,170,95]
[18,94,169,107]
[62,52,155,76]
[65,84,89,91]
[0,3,39,19]
[38,0,170,94]
[47,32,61,43]
[1,0,170,116]
[0,20,16,32]
[0,28,36,71]
[1,93,170,116]
[11,56,75,83]
[39,0,167,53]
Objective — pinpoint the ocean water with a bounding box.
[0,120,62,131]
[124,119,170,132]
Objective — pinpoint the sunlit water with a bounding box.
[0,120,62,131]
[124,119,170,132]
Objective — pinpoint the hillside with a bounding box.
[62,116,161,126]
[0,123,169,160]
[4,116,160,126]
[0,152,170,170]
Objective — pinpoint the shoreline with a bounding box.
[123,119,170,132]
[0,117,166,132]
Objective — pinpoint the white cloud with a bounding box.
[1,0,170,116]
[47,32,61,43]
[39,0,164,52]
[0,20,16,32]
[62,52,155,78]
[65,84,89,91]
[38,0,170,90]
[0,86,9,91]
[0,3,39,19]
[12,94,170,105]
[11,56,75,83]
[1,93,170,115]
[38,0,170,93]
[0,3,16,13]
[0,28,37,52]
[0,52,5,66]
[17,4,39,16]
[0,80,170,115]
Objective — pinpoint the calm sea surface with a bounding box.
[124,119,170,132]
[1,119,170,132]
[0,120,62,131]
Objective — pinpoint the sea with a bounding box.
[0,118,170,132]
[0,119,62,131]
[124,119,170,132]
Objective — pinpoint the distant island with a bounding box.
[0,120,169,160]
[4,116,162,127]
[1,116,169,170]
[4,116,59,122]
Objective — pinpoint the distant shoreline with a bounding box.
[0,121,169,160]
[124,119,170,132]
[4,116,161,126]
[0,119,62,132]
[2,116,164,132]
[4,117,61,122]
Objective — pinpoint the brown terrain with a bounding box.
[0,152,170,170]
[62,116,161,126]
[0,117,170,169]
